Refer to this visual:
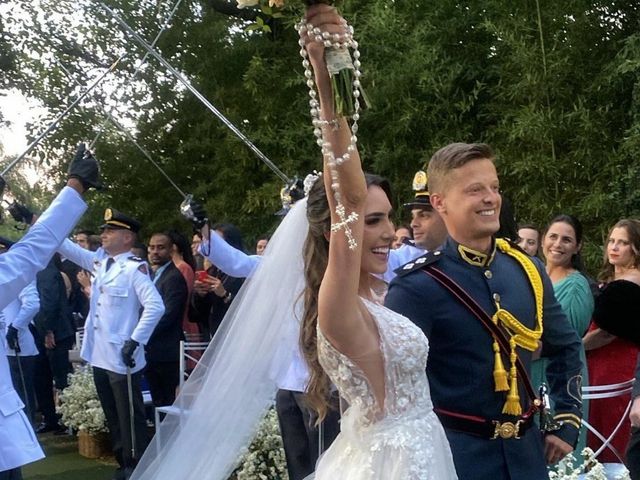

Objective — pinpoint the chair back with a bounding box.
[581,379,635,462]
[75,327,85,350]
[179,340,209,389]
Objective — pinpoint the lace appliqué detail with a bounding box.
[315,299,458,479]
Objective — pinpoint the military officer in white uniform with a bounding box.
[58,208,164,480]
[3,277,40,423]
[0,144,98,480]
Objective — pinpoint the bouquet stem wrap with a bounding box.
[304,0,369,116]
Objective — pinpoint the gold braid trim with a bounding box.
[554,413,582,429]
[491,239,544,415]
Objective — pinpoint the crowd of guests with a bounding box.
[3,176,640,479]
[1,222,270,431]
[515,217,640,466]
[2,187,640,476]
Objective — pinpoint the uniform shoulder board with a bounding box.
[401,237,417,248]
[128,255,144,262]
[501,237,528,255]
[394,250,442,277]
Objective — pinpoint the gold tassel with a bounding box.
[502,339,522,415]
[493,340,509,392]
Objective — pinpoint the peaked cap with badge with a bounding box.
[403,169,433,210]
[100,208,142,233]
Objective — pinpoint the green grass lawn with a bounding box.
[23,432,118,480]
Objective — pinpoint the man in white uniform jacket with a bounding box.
[58,208,164,480]
[0,144,98,480]
[3,278,40,423]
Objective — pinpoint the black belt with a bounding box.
[434,407,537,440]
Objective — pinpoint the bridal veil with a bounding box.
[131,197,309,480]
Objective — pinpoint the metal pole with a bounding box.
[90,0,187,148]
[126,366,137,461]
[101,3,291,184]
[59,63,188,199]
[14,354,31,418]
[0,55,125,177]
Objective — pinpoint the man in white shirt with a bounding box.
[58,209,164,480]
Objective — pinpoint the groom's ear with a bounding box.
[430,193,446,215]
[323,231,331,242]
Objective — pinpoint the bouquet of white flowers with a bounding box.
[233,408,288,480]
[58,366,108,435]
[236,0,368,117]
[549,448,630,480]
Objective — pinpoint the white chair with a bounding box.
[75,328,85,348]
[581,378,635,462]
[68,328,85,364]
[153,340,209,445]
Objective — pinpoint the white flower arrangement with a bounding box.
[58,366,108,435]
[233,408,289,480]
[549,448,630,480]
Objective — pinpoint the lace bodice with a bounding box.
[317,299,433,426]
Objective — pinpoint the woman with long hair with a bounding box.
[517,223,541,257]
[130,5,455,480]
[584,219,640,463]
[166,229,199,338]
[190,224,245,339]
[530,214,593,454]
[296,5,456,478]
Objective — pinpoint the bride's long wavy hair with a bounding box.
[300,172,392,423]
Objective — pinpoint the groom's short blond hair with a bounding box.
[427,143,494,193]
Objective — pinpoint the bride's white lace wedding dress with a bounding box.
[313,299,458,479]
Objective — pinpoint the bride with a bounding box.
[297,5,456,479]
[130,4,457,480]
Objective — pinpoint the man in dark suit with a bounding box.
[145,232,188,408]
[33,255,76,434]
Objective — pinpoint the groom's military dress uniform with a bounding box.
[385,237,583,480]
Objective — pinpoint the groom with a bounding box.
[386,142,583,479]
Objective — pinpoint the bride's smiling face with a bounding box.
[360,185,395,275]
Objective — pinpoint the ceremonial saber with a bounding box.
[101,3,291,184]
[90,0,187,149]
[126,366,137,460]
[59,64,189,199]
[14,354,31,419]
[97,111,189,199]
[0,54,125,177]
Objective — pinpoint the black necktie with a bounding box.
[106,258,115,272]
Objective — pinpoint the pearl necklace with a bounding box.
[296,18,364,250]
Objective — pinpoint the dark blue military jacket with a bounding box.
[385,237,583,480]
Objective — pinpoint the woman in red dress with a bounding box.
[584,219,640,463]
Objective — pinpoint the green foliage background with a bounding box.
[0,0,639,272]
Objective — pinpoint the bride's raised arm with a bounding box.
[303,5,371,354]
